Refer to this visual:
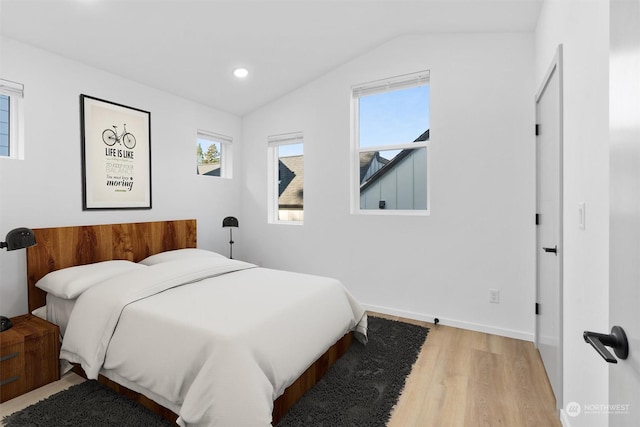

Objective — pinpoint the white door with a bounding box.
[535,45,563,410]
[608,0,640,424]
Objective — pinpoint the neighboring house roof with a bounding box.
[413,129,430,142]
[360,151,389,183]
[279,155,303,208]
[197,163,221,176]
[360,129,429,191]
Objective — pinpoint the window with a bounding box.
[352,71,430,213]
[0,95,9,156]
[268,132,304,223]
[0,79,24,159]
[196,130,232,178]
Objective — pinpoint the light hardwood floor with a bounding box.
[0,314,561,427]
[380,313,562,427]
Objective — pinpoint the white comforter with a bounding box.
[60,257,367,426]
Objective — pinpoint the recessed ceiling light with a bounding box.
[233,68,249,79]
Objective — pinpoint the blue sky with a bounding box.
[277,85,429,159]
[277,142,303,158]
[359,84,430,148]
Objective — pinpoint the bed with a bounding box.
[25,219,367,426]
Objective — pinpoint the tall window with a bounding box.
[352,71,430,213]
[268,132,304,223]
[0,79,24,159]
[0,95,9,157]
[196,130,232,178]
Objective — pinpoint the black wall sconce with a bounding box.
[222,216,239,259]
[1,227,36,251]
[1,227,37,332]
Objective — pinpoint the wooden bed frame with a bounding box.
[25,219,352,425]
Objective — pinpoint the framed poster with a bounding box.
[80,94,151,210]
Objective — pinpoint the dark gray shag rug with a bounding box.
[2,379,172,426]
[3,317,428,427]
[276,317,429,427]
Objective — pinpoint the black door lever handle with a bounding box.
[543,245,558,255]
[583,326,629,363]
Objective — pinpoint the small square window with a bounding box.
[196,130,232,178]
[0,95,9,157]
[0,79,24,160]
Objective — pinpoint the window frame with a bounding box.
[267,131,304,225]
[0,79,25,160]
[350,71,430,216]
[196,129,232,178]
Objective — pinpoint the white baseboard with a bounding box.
[361,303,534,342]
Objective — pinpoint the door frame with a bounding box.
[609,0,640,424]
[535,44,564,410]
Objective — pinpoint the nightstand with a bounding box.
[0,314,60,402]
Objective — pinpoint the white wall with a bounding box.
[535,1,610,426]
[241,33,536,340]
[0,37,243,317]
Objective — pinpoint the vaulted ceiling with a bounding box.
[0,0,542,116]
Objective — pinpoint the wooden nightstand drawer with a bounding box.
[1,342,27,402]
[0,315,59,403]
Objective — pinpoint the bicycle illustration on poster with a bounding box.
[80,94,151,210]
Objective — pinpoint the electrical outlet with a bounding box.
[489,289,500,304]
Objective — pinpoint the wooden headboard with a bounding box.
[26,219,197,312]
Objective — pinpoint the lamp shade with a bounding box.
[1,227,37,251]
[222,216,239,228]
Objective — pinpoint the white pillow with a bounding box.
[36,260,146,299]
[138,248,226,265]
[31,305,47,320]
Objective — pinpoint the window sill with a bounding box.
[351,209,430,217]
[269,220,304,226]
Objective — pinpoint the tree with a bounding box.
[204,143,220,164]
[196,143,204,164]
